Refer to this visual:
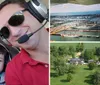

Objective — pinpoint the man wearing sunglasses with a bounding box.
[0,0,49,85]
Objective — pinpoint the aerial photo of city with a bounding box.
[50,3,100,41]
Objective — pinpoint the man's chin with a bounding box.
[25,45,37,50]
[13,40,39,50]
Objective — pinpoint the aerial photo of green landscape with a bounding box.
[51,43,100,85]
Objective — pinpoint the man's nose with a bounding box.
[8,25,21,37]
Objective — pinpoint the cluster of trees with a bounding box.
[51,43,84,66]
[51,43,100,65]
[51,43,100,82]
[53,57,77,82]
[81,47,100,62]
[51,44,82,82]
[51,45,77,74]
[51,43,84,59]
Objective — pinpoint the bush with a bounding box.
[67,73,73,82]
[88,62,96,70]
[68,64,77,74]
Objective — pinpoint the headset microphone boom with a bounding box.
[17,0,49,44]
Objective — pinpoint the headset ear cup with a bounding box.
[26,2,44,23]
[26,0,47,23]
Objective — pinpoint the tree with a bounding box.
[79,51,84,59]
[76,43,84,52]
[53,57,66,76]
[96,47,100,56]
[88,62,96,70]
[50,54,54,66]
[67,73,73,82]
[68,46,75,56]
[84,49,95,62]
[50,46,58,57]
[58,46,67,57]
[98,57,100,62]
[72,52,75,58]
[68,64,77,74]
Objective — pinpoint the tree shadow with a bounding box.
[85,75,92,78]
[84,75,93,85]
[84,80,93,84]
[84,68,89,70]
[50,72,58,77]
[60,79,68,82]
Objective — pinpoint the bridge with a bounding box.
[50,25,70,34]
[52,34,100,38]
[50,23,99,34]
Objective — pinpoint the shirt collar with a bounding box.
[20,49,45,66]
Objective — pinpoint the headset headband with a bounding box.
[26,0,48,23]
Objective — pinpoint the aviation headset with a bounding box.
[0,0,49,44]
[18,0,49,43]
[1,0,49,22]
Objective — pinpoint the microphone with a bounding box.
[17,20,48,44]
[17,33,33,44]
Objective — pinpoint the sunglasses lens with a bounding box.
[8,12,24,26]
[0,27,10,39]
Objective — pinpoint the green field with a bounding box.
[51,0,100,5]
[51,43,100,50]
[51,65,96,85]
[68,0,100,5]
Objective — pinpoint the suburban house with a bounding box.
[70,58,84,65]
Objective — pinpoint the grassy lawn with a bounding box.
[51,65,95,85]
[51,0,100,5]
[51,43,100,50]
[68,0,100,5]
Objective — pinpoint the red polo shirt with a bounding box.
[5,49,49,85]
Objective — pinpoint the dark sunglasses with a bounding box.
[0,9,26,39]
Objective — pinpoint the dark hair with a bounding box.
[0,45,7,55]
[0,0,26,10]
[0,0,44,23]
[0,45,9,72]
